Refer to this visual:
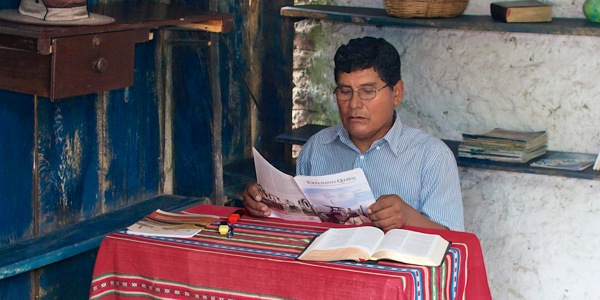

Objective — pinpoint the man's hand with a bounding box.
[242,182,271,217]
[367,194,447,231]
[367,194,410,231]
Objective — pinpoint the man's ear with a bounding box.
[393,80,404,106]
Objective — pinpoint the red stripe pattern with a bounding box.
[90,206,478,300]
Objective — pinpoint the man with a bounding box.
[243,36,464,231]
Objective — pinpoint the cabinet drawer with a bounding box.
[0,29,150,100]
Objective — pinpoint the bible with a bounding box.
[490,0,552,23]
[297,226,450,267]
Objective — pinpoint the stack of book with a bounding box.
[458,128,548,163]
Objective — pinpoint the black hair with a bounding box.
[334,37,401,86]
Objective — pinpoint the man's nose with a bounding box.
[348,92,363,108]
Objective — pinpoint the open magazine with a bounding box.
[127,209,219,238]
[252,148,375,224]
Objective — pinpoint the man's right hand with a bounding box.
[242,182,271,217]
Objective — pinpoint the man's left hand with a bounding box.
[367,194,410,231]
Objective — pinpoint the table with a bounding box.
[89,205,491,299]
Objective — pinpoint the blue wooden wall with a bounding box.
[0,0,292,298]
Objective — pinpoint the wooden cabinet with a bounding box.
[0,2,234,298]
[0,2,232,99]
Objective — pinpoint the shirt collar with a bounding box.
[328,111,404,155]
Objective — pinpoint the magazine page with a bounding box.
[294,168,375,225]
[147,209,219,225]
[126,210,219,238]
[126,218,203,238]
[252,148,322,222]
[530,152,597,171]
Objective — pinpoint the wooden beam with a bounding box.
[0,194,207,280]
[176,19,234,33]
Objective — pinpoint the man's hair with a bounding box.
[334,36,401,86]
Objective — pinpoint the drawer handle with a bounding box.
[92,57,108,73]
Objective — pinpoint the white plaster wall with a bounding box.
[294,0,600,298]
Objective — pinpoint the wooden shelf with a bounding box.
[0,194,207,280]
[276,124,600,181]
[0,2,233,99]
[281,5,600,37]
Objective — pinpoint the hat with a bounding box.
[0,0,114,26]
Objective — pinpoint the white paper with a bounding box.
[252,148,375,224]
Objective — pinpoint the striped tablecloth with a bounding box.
[89,205,491,300]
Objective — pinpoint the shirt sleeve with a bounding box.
[419,143,465,231]
[295,140,312,176]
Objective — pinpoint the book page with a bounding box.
[294,169,375,224]
[313,227,383,251]
[253,148,322,222]
[297,227,384,261]
[371,229,449,266]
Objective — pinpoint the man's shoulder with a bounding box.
[401,126,447,149]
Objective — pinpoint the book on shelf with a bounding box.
[490,0,552,23]
[297,226,450,267]
[126,209,219,238]
[458,128,547,163]
[530,152,598,171]
[252,148,375,224]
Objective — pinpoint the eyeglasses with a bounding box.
[334,84,389,101]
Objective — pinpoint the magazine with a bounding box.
[530,152,597,171]
[126,209,219,238]
[253,148,375,224]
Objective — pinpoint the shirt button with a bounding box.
[376,146,381,150]
[360,155,364,160]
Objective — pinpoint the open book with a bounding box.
[297,227,450,267]
[126,209,218,238]
[253,148,375,224]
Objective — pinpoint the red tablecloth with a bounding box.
[89,205,491,300]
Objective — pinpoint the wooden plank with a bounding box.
[0,2,233,40]
[281,5,600,37]
[209,30,225,205]
[0,47,50,97]
[0,273,31,299]
[0,92,34,246]
[101,40,162,209]
[276,124,600,181]
[0,194,206,280]
[39,250,97,299]
[275,124,327,145]
[36,96,100,233]
[256,1,294,165]
[168,30,215,199]
[445,140,600,181]
[176,19,234,33]
[215,0,253,165]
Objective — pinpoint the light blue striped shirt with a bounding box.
[296,113,464,231]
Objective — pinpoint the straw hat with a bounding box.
[0,0,114,26]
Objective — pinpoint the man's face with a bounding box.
[335,68,404,152]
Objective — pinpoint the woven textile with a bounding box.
[89,205,491,300]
